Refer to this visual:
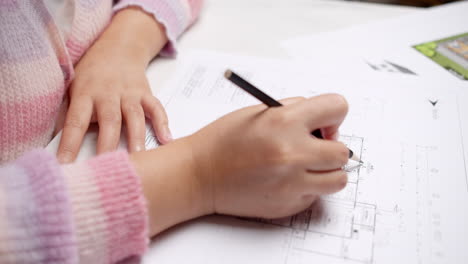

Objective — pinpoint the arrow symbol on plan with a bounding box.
[428,99,438,107]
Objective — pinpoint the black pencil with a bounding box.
[224,69,362,163]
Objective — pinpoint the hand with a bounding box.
[190,94,349,219]
[57,49,171,162]
[57,7,170,163]
[131,94,350,236]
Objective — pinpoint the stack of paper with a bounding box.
[141,48,468,263]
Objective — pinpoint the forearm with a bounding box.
[113,0,204,56]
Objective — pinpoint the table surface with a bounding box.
[146,0,419,92]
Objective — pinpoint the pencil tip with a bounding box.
[349,154,362,163]
[224,70,232,79]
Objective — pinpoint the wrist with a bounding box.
[83,7,168,69]
[107,7,168,66]
[186,135,216,216]
[130,137,213,236]
[89,32,152,69]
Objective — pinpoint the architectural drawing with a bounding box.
[141,53,468,264]
[239,135,378,264]
[144,125,159,150]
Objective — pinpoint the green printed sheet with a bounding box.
[414,32,468,81]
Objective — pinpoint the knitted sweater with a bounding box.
[0,0,202,262]
[0,0,202,163]
[1,151,147,263]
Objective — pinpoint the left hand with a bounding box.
[57,7,171,163]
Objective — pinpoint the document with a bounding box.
[137,51,467,264]
[281,1,468,83]
[281,0,468,191]
[46,50,468,263]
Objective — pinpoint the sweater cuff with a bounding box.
[62,151,149,263]
[113,0,197,56]
[0,150,78,263]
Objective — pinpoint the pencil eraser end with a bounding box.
[224,70,232,79]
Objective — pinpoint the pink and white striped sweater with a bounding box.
[0,0,202,262]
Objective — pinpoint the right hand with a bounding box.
[189,94,349,219]
[132,94,349,236]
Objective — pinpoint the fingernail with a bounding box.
[134,145,143,152]
[57,154,69,164]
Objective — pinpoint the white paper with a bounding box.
[281,0,468,191]
[46,122,159,161]
[140,51,468,264]
[281,1,468,85]
[46,50,468,263]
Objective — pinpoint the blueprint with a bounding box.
[44,50,468,263]
[141,51,468,264]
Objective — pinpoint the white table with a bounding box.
[147,0,419,93]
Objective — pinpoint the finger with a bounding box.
[242,96,306,114]
[320,115,345,141]
[290,94,348,133]
[142,95,172,144]
[122,98,146,152]
[301,169,348,195]
[302,194,318,204]
[321,128,340,141]
[298,139,349,171]
[96,97,122,154]
[278,96,306,106]
[57,97,93,163]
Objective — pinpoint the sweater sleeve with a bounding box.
[0,150,148,264]
[113,0,204,56]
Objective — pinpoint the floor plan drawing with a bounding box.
[238,135,378,264]
[141,52,468,264]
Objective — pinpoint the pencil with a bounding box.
[224,69,362,163]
